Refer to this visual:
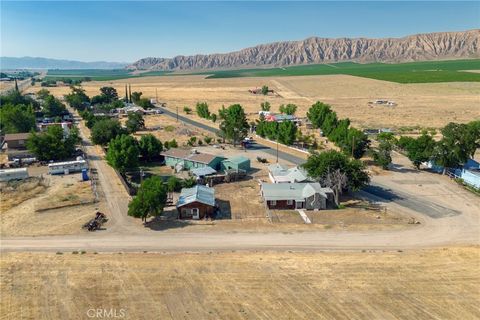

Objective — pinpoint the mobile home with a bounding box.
[0,168,29,182]
[48,160,88,175]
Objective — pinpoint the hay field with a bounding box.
[27,74,480,129]
[1,247,478,320]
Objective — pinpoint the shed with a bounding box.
[4,133,30,149]
[221,156,251,172]
[176,185,215,220]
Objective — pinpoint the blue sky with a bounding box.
[1,1,479,62]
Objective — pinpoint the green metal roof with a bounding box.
[224,155,250,165]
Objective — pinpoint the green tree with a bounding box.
[372,140,393,169]
[99,86,118,102]
[403,133,436,169]
[128,176,167,222]
[260,101,271,111]
[219,104,249,147]
[261,85,269,95]
[14,78,19,92]
[131,91,142,104]
[91,118,124,145]
[210,113,217,123]
[279,104,297,115]
[307,101,333,129]
[204,136,213,144]
[64,86,90,110]
[166,176,182,192]
[277,121,297,145]
[0,104,36,133]
[196,102,210,119]
[126,112,145,133]
[137,98,154,109]
[42,95,67,117]
[183,106,192,114]
[27,126,80,161]
[302,150,370,193]
[433,123,478,172]
[106,134,139,173]
[341,128,370,159]
[138,134,162,161]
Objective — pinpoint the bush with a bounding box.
[183,106,192,114]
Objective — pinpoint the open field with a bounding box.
[29,73,480,129]
[1,174,103,237]
[1,247,478,320]
[198,59,480,83]
[45,69,170,81]
[44,59,480,83]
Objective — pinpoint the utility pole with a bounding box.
[276,139,279,163]
[176,106,179,122]
[351,135,355,158]
[155,88,158,104]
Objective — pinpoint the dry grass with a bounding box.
[34,180,95,212]
[28,74,480,129]
[1,247,478,320]
[0,177,48,212]
[1,174,103,237]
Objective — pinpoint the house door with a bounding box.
[192,208,200,220]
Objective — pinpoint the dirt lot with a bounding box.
[28,74,480,129]
[1,247,478,320]
[1,174,103,237]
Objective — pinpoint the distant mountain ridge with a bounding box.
[129,30,480,71]
[0,57,129,70]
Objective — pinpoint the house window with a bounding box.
[270,200,277,206]
[287,200,293,205]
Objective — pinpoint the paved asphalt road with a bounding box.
[157,106,458,219]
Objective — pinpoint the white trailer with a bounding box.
[48,160,88,175]
[0,168,29,182]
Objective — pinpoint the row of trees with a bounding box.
[397,121,479,172]
[255,118,298,145]
[307,101,369,159]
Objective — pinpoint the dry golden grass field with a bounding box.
[1,247,478,320]
[28,74,480,129]
[1,174,102,237]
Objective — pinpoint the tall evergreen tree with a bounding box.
[125,84,128,102]
[14,78,19,92]
[128,84,132,103]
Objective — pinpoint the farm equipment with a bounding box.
[82,211,108,231]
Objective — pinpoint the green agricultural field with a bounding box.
[45,69,171,81]
[200,59,480,83]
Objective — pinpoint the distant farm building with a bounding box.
[261,182,333,210]
[161,149,225,172]
[176,185,216,220]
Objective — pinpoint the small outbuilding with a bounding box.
[176,185,216,220]
[3,133,30,149]
[221,156,251,172]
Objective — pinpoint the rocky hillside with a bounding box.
[129,30,479,71]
